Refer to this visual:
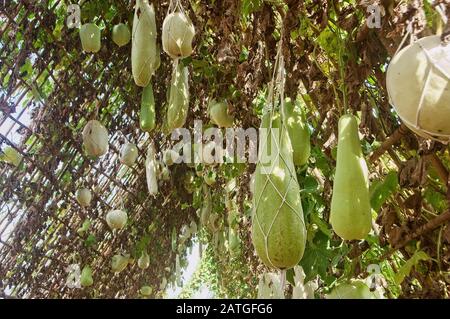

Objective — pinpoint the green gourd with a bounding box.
[140,83,156,132]
[132,0,158,87]
[112,23,131,47]
[79,23,101,53]
[140,286,153,296]
[137,251,150,270]
[111,254,130,273]
[167,63,189,131]
[326,280,380,299]
[80,265,93,287]
[252,112,307,269]
[330,114,371,240]
[209,100,234,128]
[282,98,310,166]
[162,12,195,59]
[76,188,92,207]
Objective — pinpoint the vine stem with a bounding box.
[369,124,408,163]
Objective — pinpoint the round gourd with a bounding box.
[111,254,129,273]
[120,143,138,167]
[106,209,127,230]
[82,120,109,157]
[80,265,93,287]
[140,286,152,296]
[163,149,180,166]
[209,100,234,128]
[112,23,131,47]
[386,35,450,142]
[79,23,101,53]
[162,12,195,59]
[76,188,92,207]
[326,280,378,299]
[138,251,150,270]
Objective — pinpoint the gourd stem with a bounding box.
[280,269,286,298]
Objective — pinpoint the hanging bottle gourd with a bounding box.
[106,209,128,230]
[386,35,450,143]
[76,188,92,207]
[140,83,156,132]
[162,1,195,59]
[120,142,138,167]
[80,23,101,53]
[252,44,307,269]
[82,120,109,157]
[112,23,131,47]
[330,114,371,240]
[132,0,159,87]
[282,98,310,166]
[209,100,234,128]
[167,62,190,131]
[80,265,94,287]
[145,142,158,196]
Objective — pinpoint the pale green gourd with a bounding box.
[132,0,158,87]
[330,114,371,240]
[162,12,195,59]
[282,98,310,166]
[80,23,101,53]
[167,63,189,130]
[140,83,156,132]
[112,23,131,47]
[252,112,306,269]
[80,265,94,287]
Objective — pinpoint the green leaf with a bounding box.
[84,234,97,247]
[300,232,333,282]
[394,250,430,285]
[1,147,23,167]
[370,171,398,212]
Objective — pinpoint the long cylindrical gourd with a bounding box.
[167,63,189,131]
[140,83,156,132]
[330,114,371,240]
[132,0,158,87]
[282,98,310,166]
[252,112,307,269]
[145,142,158,196]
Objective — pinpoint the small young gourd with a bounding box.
[209,100,234,128]
[138,251,150,270]
[80,265,94,287]
[112,23,131,47]
[76,188,92,207]
[282,98,310,166]
[140,83,156,132]
[80,23,101,53]
[82,120,109,157]
[105,209,128,230]
[120,143,138,167]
